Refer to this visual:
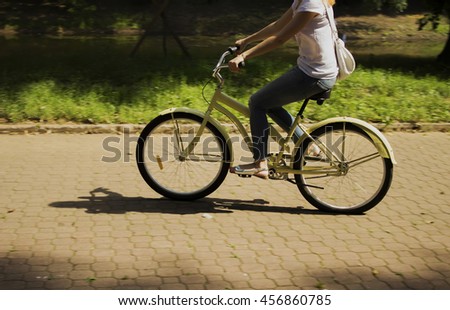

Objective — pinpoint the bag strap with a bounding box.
[295,0,338,41]
[324,4,339,40]
[293,0,303,11]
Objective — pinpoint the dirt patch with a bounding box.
[337,15,447,41]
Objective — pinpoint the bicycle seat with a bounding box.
[308,90,332,105]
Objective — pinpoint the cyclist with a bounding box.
[229,0,339,179]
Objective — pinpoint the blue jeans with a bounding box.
[249,66,336,161]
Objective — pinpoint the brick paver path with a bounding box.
[0,132,449,289]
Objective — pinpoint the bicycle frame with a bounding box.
[137,48,396,213]
[157,49,396,178]
[159,83,343,176]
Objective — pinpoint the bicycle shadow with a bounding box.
[49,187,340,216]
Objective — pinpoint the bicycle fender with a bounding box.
[159,107,234,162]
[306,117,397,165]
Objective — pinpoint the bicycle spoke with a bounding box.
[185,154,224,163]
[346,152,381,168]
[341,122,347,162]
[171,116,185,155]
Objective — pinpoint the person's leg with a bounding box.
[231,67,335,179]
[249,67,334,161]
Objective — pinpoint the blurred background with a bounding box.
[0,0,448,125]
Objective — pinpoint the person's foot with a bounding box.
[306,144,326,161]
[230,160,269,180]
[307,144,321,156]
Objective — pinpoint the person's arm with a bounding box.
[235,7,295,49]
[229,11,318,72]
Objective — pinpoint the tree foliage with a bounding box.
[416,0,450,63]
[365,0,408,13]
[0,1,446,30]
[418,0,450,30]
[0,0,448,62]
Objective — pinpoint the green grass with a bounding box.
[0,37,448,124]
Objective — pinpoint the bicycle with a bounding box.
[136,47,396,214]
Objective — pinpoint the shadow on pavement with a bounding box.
[49,187,340,216]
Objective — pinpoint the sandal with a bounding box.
[230,165,269,180]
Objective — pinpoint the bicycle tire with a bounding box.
[136,112,230,200]
[293,122,393,214]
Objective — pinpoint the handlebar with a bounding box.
[212,47,245,87]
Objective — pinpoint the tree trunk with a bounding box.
[130,0,170,57]
[437,5,450,64]
[437,31,450,64]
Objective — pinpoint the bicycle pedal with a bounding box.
[237,174,252,179]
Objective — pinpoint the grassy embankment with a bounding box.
[0,15,448,125]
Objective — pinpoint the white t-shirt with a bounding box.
[291,0,338,79]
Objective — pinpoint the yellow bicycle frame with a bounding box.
[158,85,396,174]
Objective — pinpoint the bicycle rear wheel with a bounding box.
[294,122,393,214]
[136,112,230,200]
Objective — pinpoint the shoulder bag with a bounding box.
[324,4,356,80]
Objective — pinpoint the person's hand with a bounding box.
[228,54,245,73]
[235,39,248,54]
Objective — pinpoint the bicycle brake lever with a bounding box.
[228,46,239,54]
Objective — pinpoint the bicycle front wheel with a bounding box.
[136,112,230,200]
[294,122,393,214]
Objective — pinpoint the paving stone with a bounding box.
[0,132,449,289]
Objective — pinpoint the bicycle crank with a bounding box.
[268,168,288,181]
